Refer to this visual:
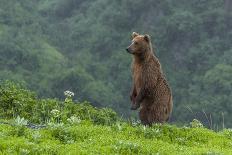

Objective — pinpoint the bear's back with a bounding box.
[139,55,173,124]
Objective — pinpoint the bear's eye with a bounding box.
[134,41,138,45]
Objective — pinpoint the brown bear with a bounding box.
[126,32,173,125]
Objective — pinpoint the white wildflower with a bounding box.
[51,109,60,118]
[190,119,203,128]
[15,116,28,126]
[64,90,74,97]
[67,116,81,124]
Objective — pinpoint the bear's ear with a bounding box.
[144,34,150,43]
[132,32,139,39]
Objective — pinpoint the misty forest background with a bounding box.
[0,0,231,128]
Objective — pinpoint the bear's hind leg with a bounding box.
[139,107,150,125]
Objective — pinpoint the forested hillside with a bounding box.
[0,0,231,127]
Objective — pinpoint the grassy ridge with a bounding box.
[0,81,232,154]
[0,120,232,154]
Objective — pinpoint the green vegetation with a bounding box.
[0,82,232,154]
[0,0,232,128]
[0,81,117,125]
[1,0,231,154]
[1,121,232,154]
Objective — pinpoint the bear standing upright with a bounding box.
[126,32,173,125]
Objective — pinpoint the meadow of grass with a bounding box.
[0,81,232,155]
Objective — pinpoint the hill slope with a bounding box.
[0,81,232,154]
[1,120,232,154]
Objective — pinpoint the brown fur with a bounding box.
[126,32,173,125]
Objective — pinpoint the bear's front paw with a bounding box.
[130,103,140,110]
[130,93,137,102]
[130,94,133,101]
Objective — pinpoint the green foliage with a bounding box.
[0,81,37,119]
[0,120,232,154]
[190,119,204,128]
[0,81,231,154]
[0,81,118,125]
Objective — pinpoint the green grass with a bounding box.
[0,119,232,154]
[0,81,232,154]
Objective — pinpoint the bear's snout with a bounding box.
[126,48,129,52]
[126,47,132,54]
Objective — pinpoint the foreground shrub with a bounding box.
[0,81,118,125]
[0,81,37,119]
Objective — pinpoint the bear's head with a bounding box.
[126,32,151,55]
